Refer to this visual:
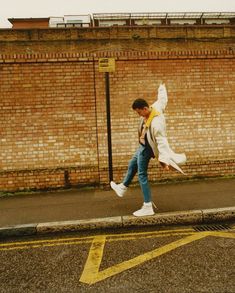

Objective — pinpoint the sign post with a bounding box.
[98,58,115,182]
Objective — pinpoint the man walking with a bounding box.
[110,83,186,217]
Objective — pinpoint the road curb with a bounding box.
[36,216,123,234]
[0,223,37,237]
[202,207,235,223]
[0,207,235,238]
[122,209,203,227]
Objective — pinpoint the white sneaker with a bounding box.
[110,181,127,197]
[133,202,155,217]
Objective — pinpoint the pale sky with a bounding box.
[0,0,235,28]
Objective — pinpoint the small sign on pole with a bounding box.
[98,58,115,72]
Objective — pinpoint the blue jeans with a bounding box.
[123,145,152,203]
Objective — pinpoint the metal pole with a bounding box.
[105,72,113,182]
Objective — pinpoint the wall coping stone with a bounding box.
[0,50,234,63]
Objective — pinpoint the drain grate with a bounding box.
[193,224,231,232]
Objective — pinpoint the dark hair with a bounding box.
[132,98,149,110]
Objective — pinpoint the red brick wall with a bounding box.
[9,19,49,29]
[0,56,100,191]
[0,50,234,192]
[105,54,235,182]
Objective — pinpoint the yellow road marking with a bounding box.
[209,231,235,239]
[0,228,195,250]
[0,229,234,252]
[0,232,194,252]
[79,232,210,284]
[0,235,94,248]
[107,227,195,238]
[80,235,107,284]
[0,240,93,251]
[108,231,195,242]
[1,228,234,284]
[107,228,194,240]
[80,231,235,284]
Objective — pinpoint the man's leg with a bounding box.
[137,145,152,203]
[122,148,139,187]
[133,145,154,216]
[110,147,139,197]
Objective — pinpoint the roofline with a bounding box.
[8,18,50,24]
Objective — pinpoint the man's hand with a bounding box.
[160,162,170,171]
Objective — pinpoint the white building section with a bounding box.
[48,12,235,28]
[49,15,92,28]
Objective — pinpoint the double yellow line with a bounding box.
[0,226,234,252]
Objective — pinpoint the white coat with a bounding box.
[144,84,187,174]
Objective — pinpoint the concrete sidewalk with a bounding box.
[0,178,234,237]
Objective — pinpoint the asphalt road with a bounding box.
[0,223,235,293]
